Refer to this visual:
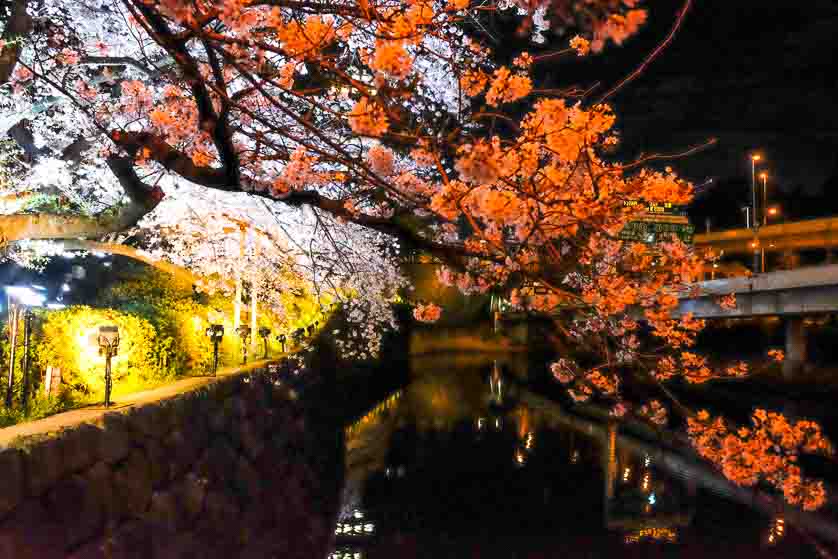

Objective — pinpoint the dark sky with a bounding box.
[508,0,838,227]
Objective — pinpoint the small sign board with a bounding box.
[44,366,62,397]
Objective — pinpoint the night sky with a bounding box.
[577,0,838,228]
[490,0,838,229]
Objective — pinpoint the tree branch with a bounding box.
[0,0,31,84]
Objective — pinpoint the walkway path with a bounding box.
[0,358,281,447]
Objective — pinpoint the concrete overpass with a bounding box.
[695,217,838,275]
[677,265,838,378]
[695,216,838,255]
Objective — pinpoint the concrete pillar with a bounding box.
[783,317,807,381]
[781,250,800,270]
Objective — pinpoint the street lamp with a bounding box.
[767,206,780,218]
[276,333,287,353]
[750,153,762,272]
[237,325,251,364]
[740,206,751,228]
[4,286,46,408]
[258,326,271,359]
[205,324,224,375]
[97,325,119,407]
[760,172,769,226]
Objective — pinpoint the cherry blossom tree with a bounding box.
[0,0,832,513]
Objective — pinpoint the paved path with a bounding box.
[0,358,280,447]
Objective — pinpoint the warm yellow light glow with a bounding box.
[760,172,768,180]
[768,206,779,216]
[622,467,631,482]
[625,527,677,544]
[641,471,651,492]
[752,154,762,161]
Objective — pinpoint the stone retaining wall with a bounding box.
[0,367,341,558]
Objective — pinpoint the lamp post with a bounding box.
[97,325,119,407]
[758,172,769,273]
[750,153,762,273]
[740,206,751,229]
[760,172,769,226]
[5,303,19,408]
[237,325,251,364]
[258,326,271,359]
[276,333,287,353]
[20,309,34,409]
[205,324,224,375]
[4,286,47,408]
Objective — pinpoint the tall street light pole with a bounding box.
[751,154,762,273]
[20,309,33,409]
[760,172,769,273]
[5,302,19,408]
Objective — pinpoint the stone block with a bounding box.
[84,462,116,519]
[127,403,171,442]
[163,430,197,480]
[234,455,262,502]
[0,448,25,519]
[99,413,133,464]
[227,395,248,419]
[196,438,238,486]
[22,435,65,497]
[112,449,152,519]
[66,538,107,559]
[0,499,66,558]
[143,439,171,488]
[45,475,104,549]
[176,473,207,521]
[208,407,230,435]
[59,423,100,473]
[107,519,154,559]
[238,420,265,462]
[197,490,240,543]
[142,490,182,533]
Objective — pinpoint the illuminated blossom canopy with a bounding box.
[0,0,832,510]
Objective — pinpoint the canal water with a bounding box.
[328,352,834,558]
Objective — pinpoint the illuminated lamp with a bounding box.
[258,326,271,359]
[237,325,251,364]
[205,324,224,376]
[97,325,120,407]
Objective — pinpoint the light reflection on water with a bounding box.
[332,354,828,558]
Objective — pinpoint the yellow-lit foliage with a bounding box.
[36,306,158,397]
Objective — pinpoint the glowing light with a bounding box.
[62,283,71,292]
[514,449,526,466]
[622,467,631,482]
[751,154,762,162]
[625,527,677,544]
[641,471,651,492]
[648,493,656,505]
[5,286,47,307]
[767,516,785,545]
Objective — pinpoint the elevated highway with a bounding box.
[695,216,838,257]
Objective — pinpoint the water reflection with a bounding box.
[334,355,831,558]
